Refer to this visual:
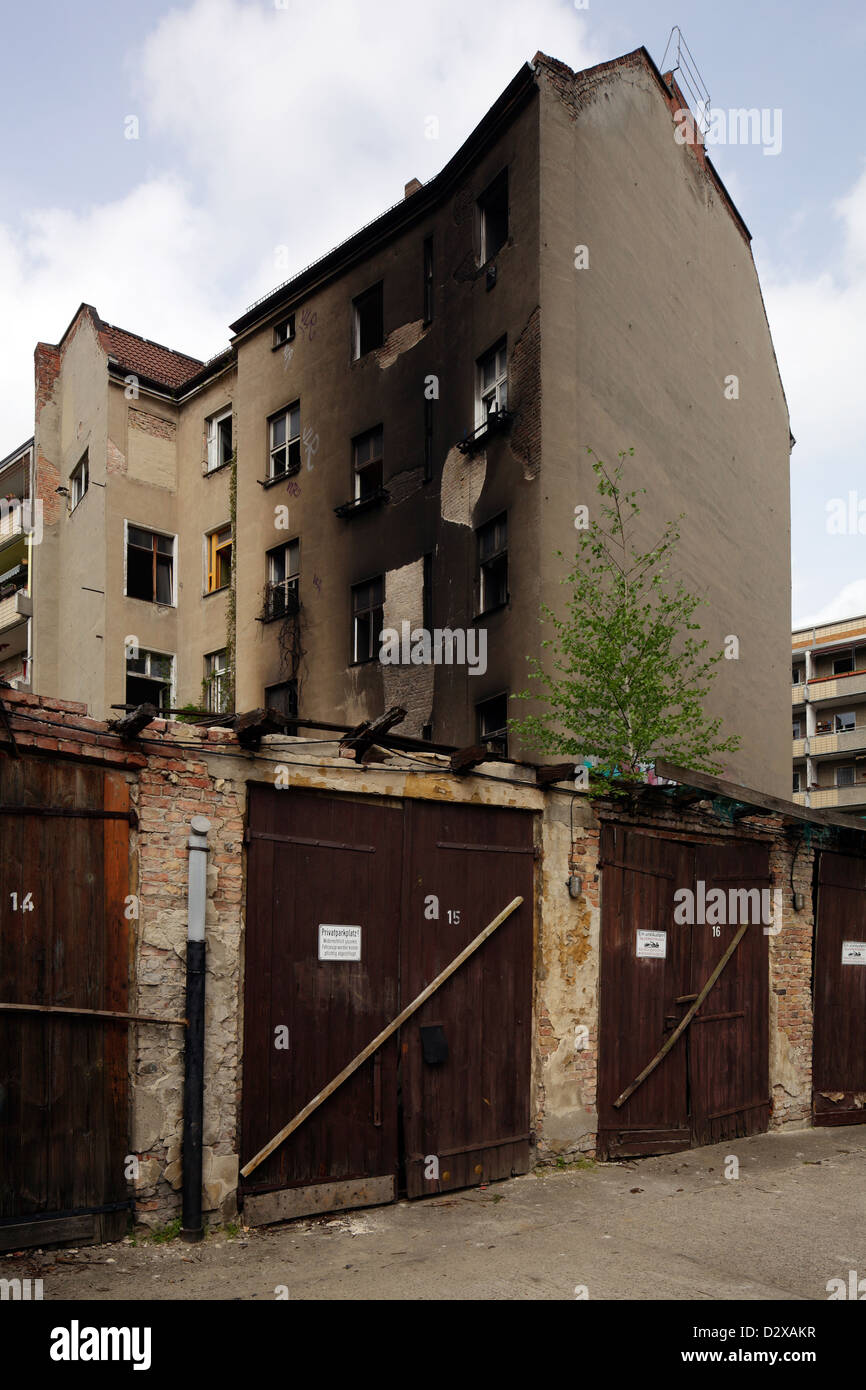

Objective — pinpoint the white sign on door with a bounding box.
[636,929,667,959]
[318,924,362,961]
[841,940,866,965]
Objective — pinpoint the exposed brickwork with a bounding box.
[509,305,541,481]
[128,407,177,442]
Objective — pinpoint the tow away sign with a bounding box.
[636,929,667,959]
[841,941,866,965]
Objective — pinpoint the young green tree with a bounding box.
[509,448,740,790]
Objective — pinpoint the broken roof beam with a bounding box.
[234,706,292,749]
[450,743,497,776]
[339,706,406,761]
[108,702,158,738]
[535,762,575,787]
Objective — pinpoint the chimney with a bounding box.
[404,178,423,198]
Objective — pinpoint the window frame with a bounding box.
[70,450,89,511]
[836,765,856,788]
[352,282,384,360]
[204,648,230,714]
[268,401,301,480]
[125,644,175,712]
[264,538,300,620]
[476,690,509,758]
[205,523,232,595]
[124,521,176,607]
[351,573,384,665]
[273,314,296,349]
[206,408,233,474]
[352,425,384,500]
[476,339,508,428]
[477,511,508,616]
[478,168,508,265]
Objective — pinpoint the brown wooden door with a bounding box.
[689,842,770,1145]
[598,827,770,1157]
[240,786,535,1217]
[240,785,403,1205]
[813,851,866,1125]
[0,758,130,1250]
[401,801,535,1197]
[597,825,693,1157]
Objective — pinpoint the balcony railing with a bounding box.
[801,784,866,811]
[334,486,389,519]
[0,587,29,636]
[792,738,805,758]
[259,578,299,622]
[806,669,866,701]
[807,728,866,757]
[456,408,513,455]
[792,682,805,704]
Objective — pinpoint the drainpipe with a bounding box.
[181,815,211,1242]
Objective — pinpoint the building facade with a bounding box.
[8,48,792,795]
[792,615,866,814]
[0,439,35,689]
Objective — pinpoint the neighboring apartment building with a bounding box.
[792,616,866,814]
[7,48,792,795]
[0,439,35,690]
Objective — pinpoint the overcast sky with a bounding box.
[2,0,864,628]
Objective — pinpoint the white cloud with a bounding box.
[796,579,866,631]
[0,0,596,446]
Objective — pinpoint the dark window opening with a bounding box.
[833,653,854,675]
[476,692,509,758]
[274,314,295,347]
[477,512,508,613]
[837,765,855,787]
[265,679,298,722]
[793,771,801,793]
[352,575,384,663]
[126,648,173,711]
[479,169,508,263]
[353,282,384,358]
[353,426,384,499]
[127,525,174,604]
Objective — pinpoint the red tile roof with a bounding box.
[96,321,204,390]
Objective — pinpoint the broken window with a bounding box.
[477,512,508,613]
[476,692,508,758]
[204,649,230,714]
[206,524,232,593]
[353,426,384,499]
[70,450,89,510]
[476,340,508,427]
[352,574,384,663]
[353,282,383,359]
[206,409,233,473]
[126,524,174,605]
[265,538,300,619]
[126,647,173,711]
[273,314,295,347]
[478,168,508,263]
[265,679,298,721]
[269,402,301,479]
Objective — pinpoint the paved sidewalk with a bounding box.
[13,1125,866,1301]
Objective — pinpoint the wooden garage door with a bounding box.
[598,826,770,1157]
[240,785,535,1219]
[814,851,866,1125]
[0,757,131,1249]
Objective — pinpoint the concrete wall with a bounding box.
[536,53,792,799]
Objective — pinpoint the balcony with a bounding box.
[808,728,866,757]
[801,785,866,812]
[259,578,300,623]
[792,682,805,704]
[334,486,389,519]
[792,738,805,759]
[806,669,866,702]
[0,505,27,549]
[456,408,513,456]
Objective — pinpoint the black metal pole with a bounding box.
[181,937,205,1241]
[181,815,210,1242]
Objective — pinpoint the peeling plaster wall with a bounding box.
[381,557,433,734]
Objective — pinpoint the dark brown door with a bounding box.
[0,758,130,1249]
[401,801,535,1197]
[813,851,866,1125]
[598,826,770,1157]
[689,842,770,1145]
[240,786,535,1215]
[240,786,403,1200]
[597,825,692,1156]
